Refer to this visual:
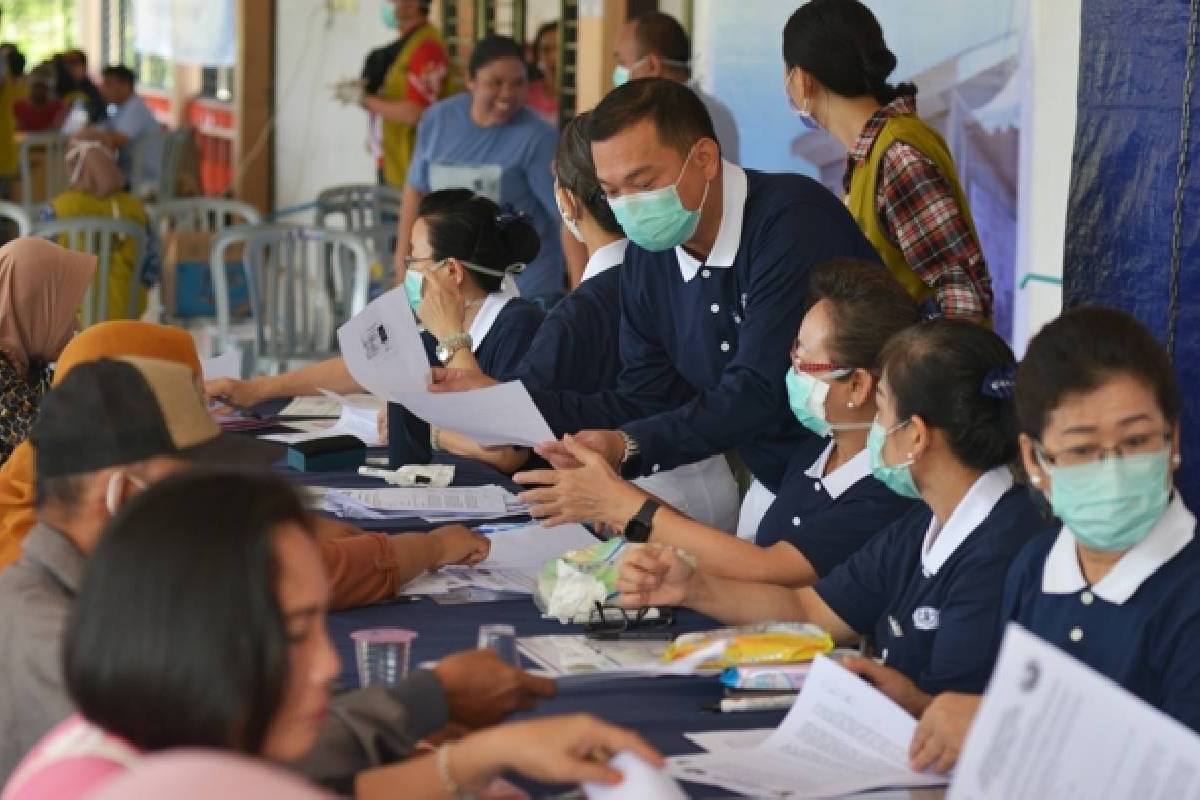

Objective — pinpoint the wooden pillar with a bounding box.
[574,0,625,113]
[233,0,273,212]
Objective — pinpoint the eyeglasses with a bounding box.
[584,602,675,635]
[1036,429,1173,468]
[403,256,442,273]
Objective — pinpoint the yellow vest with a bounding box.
[380,24,456,187]
[50,190,149,322]
[846,114,983,310]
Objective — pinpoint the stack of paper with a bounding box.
[278,392,382,419]
[398,523,599,597]
[519,636,725,683]
[667,656,949,798]
[337,288,555,447]
[262,390,385,447]
[322,485,513,521]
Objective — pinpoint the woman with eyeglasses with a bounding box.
[617,318,1043,718]
[911,307,1200,774]
[204,189,545,411]
[516,259,919,583]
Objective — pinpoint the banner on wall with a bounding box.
[134,0,235,66]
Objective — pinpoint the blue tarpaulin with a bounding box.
[1065,0,1200,505]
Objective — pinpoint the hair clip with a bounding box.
[981,364,1017,399]
[495,206,532,229]
[918,299,945,323]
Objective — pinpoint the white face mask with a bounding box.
[105,470,147,516]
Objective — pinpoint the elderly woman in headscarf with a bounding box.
[0,238,94,468]
[40,140,157,320]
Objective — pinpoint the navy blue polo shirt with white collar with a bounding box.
[528,161,880,491]
[757,437,918,578]
[1001,495,1200,732]
[420,291,544,379]
[815,467,1041,695]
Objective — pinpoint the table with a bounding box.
[259,408,945,799]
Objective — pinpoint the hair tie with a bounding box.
[495,206,532,230]
[981,364,1017,399]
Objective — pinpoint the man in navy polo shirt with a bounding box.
[436,78,879,533]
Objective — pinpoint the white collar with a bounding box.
[804,440,872,500]
[468,289,516,353]
[1041,494,1195,604]
[580,239,629,284]
[921,467,1014,577]
[675,160,747,282]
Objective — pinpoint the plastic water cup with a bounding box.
[351,628,417,687]
[477,623,521,667]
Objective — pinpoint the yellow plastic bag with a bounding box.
[663,623,834,669]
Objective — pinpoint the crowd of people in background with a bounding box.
[0,0,1189,797]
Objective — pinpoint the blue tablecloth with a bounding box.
[260,403,934,799]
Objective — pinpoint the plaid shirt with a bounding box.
[844,96,993,320]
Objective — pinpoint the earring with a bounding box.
[1173,454,1183,467]
[1030,474,1041,486]
[847,401,856,409]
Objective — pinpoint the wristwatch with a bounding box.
[435,332,472,364]
[624,498,660,543]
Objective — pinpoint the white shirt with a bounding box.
[675,160,747,283]
[921,467,1015,577]
[1041,494,1195,605]
[467,288,516,353]
[579,239,629,285]
[804,440,872,500]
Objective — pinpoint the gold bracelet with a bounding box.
[435,743,473,799]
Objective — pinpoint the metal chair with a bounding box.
[33,217,148,326]
[148,197,262,236]
[0,202,32,238]
[211,224,371,374]
[18,133,69,210]
[316,184,401,283]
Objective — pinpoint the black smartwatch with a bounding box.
[624,498,660,543]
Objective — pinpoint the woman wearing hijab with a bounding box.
[41,140,157,321]
[0,238,95,469]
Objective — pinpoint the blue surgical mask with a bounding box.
[608,147,709,252]
[1040,449,1172,552]
[785,368,869,438]
[612,58,645,88]
[868,420,920,499]
[403,269,425,311]
[785,68,821,132]
[380,1,399,29]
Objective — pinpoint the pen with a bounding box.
[704,695,797,713]
[585,629,676,641]
[474,522,530,533]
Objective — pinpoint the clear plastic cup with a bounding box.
[351,628,417,687]
[477,623,521,667]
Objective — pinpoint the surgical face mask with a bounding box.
[785,368,870,438]
[785,69,820,132]
[380,1,399,29]
[555,182,585,243]
[607,147,709,252]
[867,419,920,499]
[612,58,646,87]
[403,269,425,311]
[1040,449,1172,552]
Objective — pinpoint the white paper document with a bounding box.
[328,486,510,515]
[684,729,773,753]
[667,656,948,799]
[585,751,687,800]
[337,287,555,447]
[520,637,727,683]
[201,347,242,381]
[950,624,1200,800]
[279,391,383,419]
[484,522,599,570]
[401,565,538,596]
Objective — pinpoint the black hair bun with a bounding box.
[496,211,541,266]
